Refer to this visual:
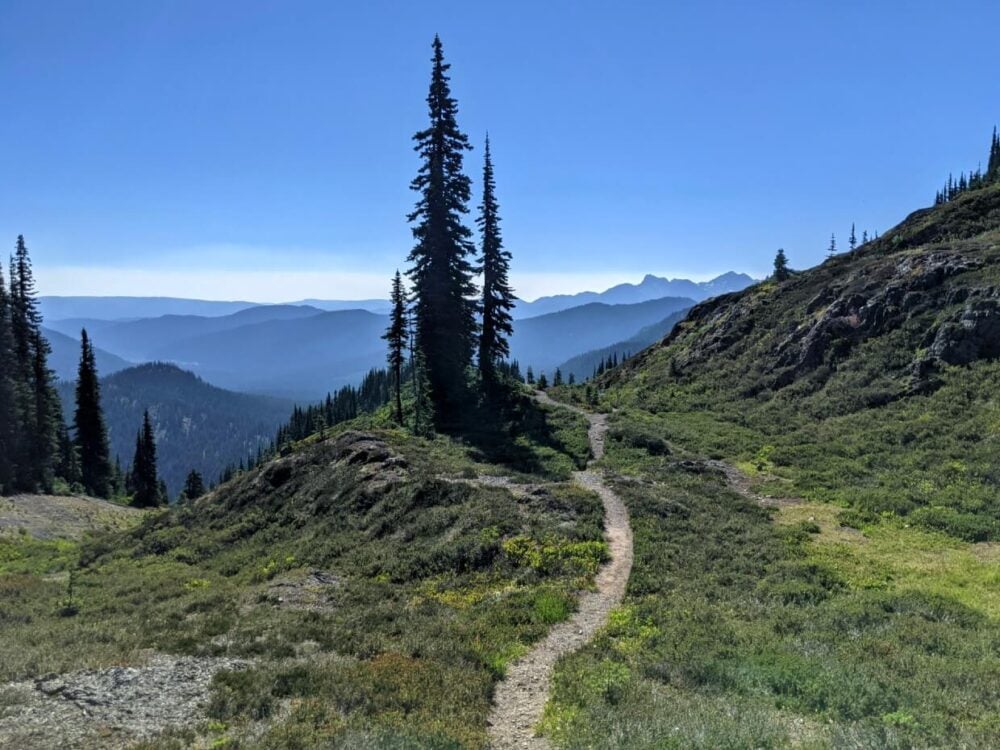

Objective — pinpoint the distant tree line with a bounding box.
[934,127,1000,205]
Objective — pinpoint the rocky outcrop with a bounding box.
[928,296,1000,364]
[774,252,984,377]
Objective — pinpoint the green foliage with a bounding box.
[0,421,604,747]
[544,452,1000,748]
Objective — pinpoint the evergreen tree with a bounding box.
[477,135,514,381]
[9,236,62,491]
[536,372,548,389]
[0,260,17,492]
[74,329,112,497]
[406,36,478,428]
[988,126,1000,181]
[568,372,576,385]
[849,223,857,251]
[182,469,205,502]
[827,233,837,258]
[130,410,161,507]
[382,271,408,424]
[773,248,790,281]
[862,230,869,244]
[553,368,564,387]
[525,366,535,385]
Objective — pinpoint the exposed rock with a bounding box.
[0,654,249,749]
[773,252,984,377]
[929,297,1000,365]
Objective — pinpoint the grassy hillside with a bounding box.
[605,182,1000,541]
[0,397,601,748]
[542,184,1000,747]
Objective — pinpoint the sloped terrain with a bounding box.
[541,184,1000,748]
[609,182,1000,540]
[0,399,607,748]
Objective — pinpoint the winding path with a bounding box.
[487,392,634,749]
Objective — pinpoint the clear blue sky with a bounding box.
[1,0,998,301]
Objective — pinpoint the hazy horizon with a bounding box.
[3,1,998,301]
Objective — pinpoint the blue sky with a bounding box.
[1,0,998,302]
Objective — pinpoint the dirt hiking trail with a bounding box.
[488,392,633,749]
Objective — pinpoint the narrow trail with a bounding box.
[487,392,633,749]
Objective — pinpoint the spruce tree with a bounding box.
[406,36,478,428]
[773,248,790,281]
[827,233,837,258]
[988,126,1000,181]
[477,135,514,381]
[74,329,112,497]
[0,260,18,492]
[382,271,408,424]
[9,236,62,491]
[553,368,563,387]
[525,366,535,385]
[130,410,161,507]
[849,223,857,251]
[182,470,205,501]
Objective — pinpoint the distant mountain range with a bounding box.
[40,272,753,399]
[509,297,693,374]
[56,363,292,498]
[38,272,752,323]
[512,272,754,319]
[555,308,690,381]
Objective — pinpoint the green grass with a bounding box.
[0,413,602,748]
[540,411,1000,748]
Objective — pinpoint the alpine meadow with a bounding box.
[0,5,998,750]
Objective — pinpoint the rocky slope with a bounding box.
[606,182,1000,540]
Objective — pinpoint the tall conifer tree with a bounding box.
[131,410,161,507]
[74,329,112,498]
[9,236,61,491]
[0,260,18,492]
[477,135,514,381]
[406,36,478,427]
[382,271,408,424]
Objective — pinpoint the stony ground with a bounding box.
[487,393,634,749]
[0,654,250,749]
[0,494,144,540]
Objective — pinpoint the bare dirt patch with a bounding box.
[0,494,144,541]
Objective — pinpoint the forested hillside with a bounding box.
[57,363,292,498]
